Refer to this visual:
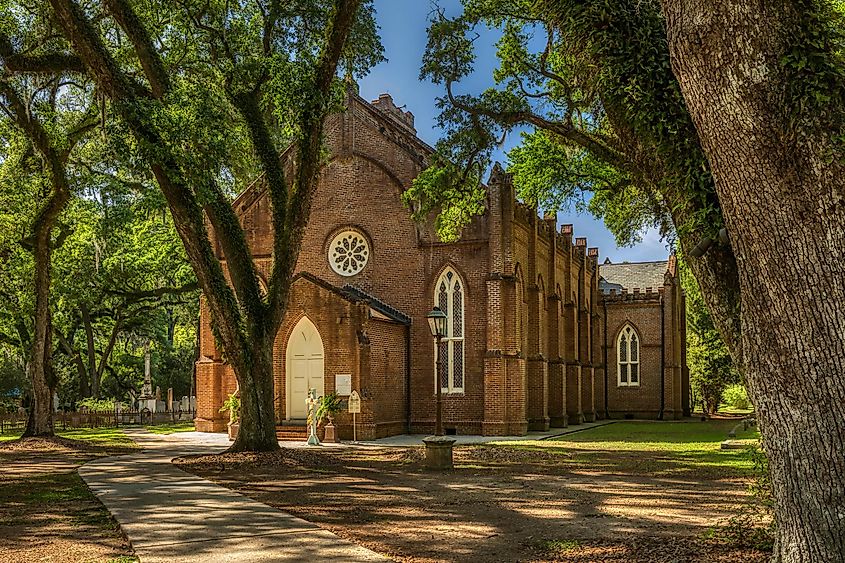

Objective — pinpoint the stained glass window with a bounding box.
[434,268,465,393]
[617,325,640,387]
[328,230,370,276]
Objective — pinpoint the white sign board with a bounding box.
[348,390,361,414]
[335,374,352,396]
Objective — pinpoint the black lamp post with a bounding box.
[422,306,454,469]
[426,306,448,436]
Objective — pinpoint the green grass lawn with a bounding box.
[493,419,760,478]
[0,425,137,447]
[1,421,195,441]
[717,405,755,416]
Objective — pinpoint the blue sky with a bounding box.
[356,0,668,263]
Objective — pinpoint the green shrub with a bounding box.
[539,539,580,557]
[316,392,343,424]
[219,393,240,424]
[723,384,750,410]
[77,397,125,411]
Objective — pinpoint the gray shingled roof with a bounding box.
[292,272,411,325]
[599,260,668,293]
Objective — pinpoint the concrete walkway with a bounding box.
[360,419,616,447]
[79,429,387,562]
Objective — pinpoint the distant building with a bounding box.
[195,91,689,439]
[599,258,690,419]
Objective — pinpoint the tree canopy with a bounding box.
[0,0,382,449]
[408,0,741,357]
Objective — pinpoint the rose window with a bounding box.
[328,230,370,276]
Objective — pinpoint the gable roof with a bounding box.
[231,91,433,215]
[292,272,411,325]
[599,260,669,293]
[342,285,412,325]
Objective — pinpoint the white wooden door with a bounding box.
[286,317,324,420]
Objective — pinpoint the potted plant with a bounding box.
[220,392,240,441]
[316,392,343,443]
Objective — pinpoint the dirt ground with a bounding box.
[176,443,769,563]
[0,436,136,563]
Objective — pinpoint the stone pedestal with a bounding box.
[423,436,456,470]
[323,422,338,443]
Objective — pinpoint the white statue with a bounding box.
[306,388,321,446]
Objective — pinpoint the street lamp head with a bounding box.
[426,307,448,339]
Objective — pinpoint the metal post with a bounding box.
[435,334,443,437]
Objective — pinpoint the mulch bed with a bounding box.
[176,444,769,563]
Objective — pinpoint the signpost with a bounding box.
[348,390,361,442]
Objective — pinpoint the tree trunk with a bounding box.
[23,273,56,437]
[23,208,66,437]
[94,319,121,397]
[56,329,89,397]
[228,338,278,452]
[661,1,845,560]
[0,82,70,438]
[81,303,98,398]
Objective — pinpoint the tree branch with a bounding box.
[268,0,363,332]
[104,0,171,97]
[104,281,199,304]
[0,33,85,75]
[445,80,632,174]
[48,0,249,363]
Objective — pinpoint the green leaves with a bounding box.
[679,258,737,413]
[779,0,845,153]
[421,12,477,84]
[403,158,485,242]
[506,128,659,246]
[411,0,724,247]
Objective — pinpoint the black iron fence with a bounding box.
[0,407,195,433]
[0,411,26,434]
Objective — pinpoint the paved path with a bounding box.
[360,419,616,446]
[79,429,387,562]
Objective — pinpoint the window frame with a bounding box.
[327,229,370,277]
[434,268,465,394]
[617,324,640,388]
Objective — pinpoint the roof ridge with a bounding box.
[599,259,669,266]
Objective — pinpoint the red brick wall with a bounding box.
[195,91,682,437]
[364,319,408,438]
[598,282,688,419]
[273,277,366,423]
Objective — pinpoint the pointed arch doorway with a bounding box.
[286,317,325,420]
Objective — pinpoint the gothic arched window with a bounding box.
[617,324,640,387]
[435,268,465,393]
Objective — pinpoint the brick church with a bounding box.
[195,90,690,439]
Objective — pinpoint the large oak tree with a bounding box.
[412,0,844,559]
[661,1,844,559]
[22,0,382,450]
[0,25,99,434]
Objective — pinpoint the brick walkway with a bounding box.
[78,429,387,562]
